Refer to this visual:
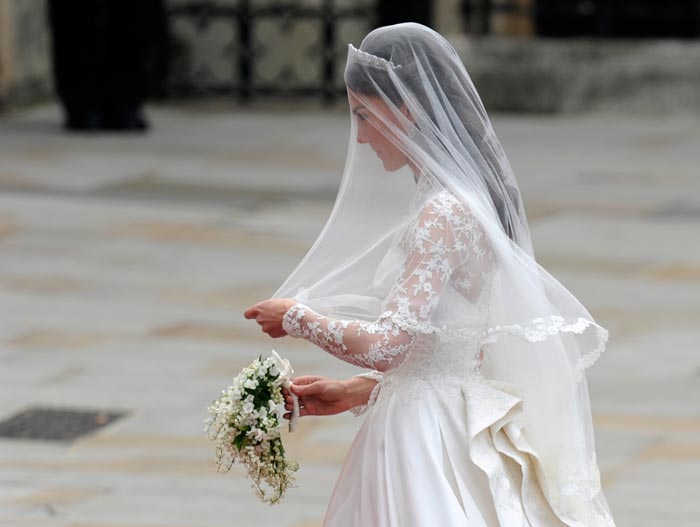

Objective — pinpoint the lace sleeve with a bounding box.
[348,371,383,417]
[282,192,489,371]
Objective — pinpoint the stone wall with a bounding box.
[452,35,700,113]
[0,0,52,111]
[0,0,698,114]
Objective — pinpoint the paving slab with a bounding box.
[0,103,698,527]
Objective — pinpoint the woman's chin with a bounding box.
[382,159,405,172]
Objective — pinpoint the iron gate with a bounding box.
[167,0,374,102]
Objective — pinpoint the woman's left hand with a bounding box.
[244,298,296,338]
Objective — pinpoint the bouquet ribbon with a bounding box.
[271,350,299,432]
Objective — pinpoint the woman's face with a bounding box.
[349,91,411,172]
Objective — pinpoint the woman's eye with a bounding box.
[356,114,367,122]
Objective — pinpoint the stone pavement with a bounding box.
[0,103,698,527]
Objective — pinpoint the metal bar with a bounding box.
[238,0,251,102]
[482,0,492,34]
[321,0,335,103]
[166,1,374,100]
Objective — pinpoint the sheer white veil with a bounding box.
[274,23,614,526]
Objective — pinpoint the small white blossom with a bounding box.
[206,351,299,505]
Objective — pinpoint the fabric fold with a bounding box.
[462,379,613,527]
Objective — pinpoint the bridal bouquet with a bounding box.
[205,350,300,504]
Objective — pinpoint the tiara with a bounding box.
[348,44,401,71]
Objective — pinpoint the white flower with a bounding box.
[205,350,299,505]
[270,349,293,386]
[274,402,286,422]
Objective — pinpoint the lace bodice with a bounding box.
[282,189,496,399]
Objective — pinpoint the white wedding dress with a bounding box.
[275,23,616,526]
[282,182,585,526]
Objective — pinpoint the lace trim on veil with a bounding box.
[346,315,609,418]
[480,316,609,383]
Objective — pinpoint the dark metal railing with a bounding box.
[167,0,374,102]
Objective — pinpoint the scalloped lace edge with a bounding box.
[480,316,609,383]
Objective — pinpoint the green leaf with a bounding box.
[233,431,248,450]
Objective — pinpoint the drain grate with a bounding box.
[0,407,127,442]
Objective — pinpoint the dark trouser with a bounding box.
[48,0,167,130]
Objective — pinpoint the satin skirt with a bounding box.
[323,378,568,527]
[323,380,499,527]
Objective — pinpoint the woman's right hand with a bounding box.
[283,376,348,419]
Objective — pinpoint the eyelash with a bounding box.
[356,114,367,122]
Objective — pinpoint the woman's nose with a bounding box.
[356,126,369,144]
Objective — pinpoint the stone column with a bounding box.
[491,0,534,37]
[434,0,464,36]
[0,0,51,111]
[0,0,14,102]
[436,0,535,37]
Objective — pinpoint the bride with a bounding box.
[245,23,616,527]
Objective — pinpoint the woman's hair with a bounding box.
[345,29,523,243]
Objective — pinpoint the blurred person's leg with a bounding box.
[100,0,168,131]
[48,0,102,130]
[49,0,168,132]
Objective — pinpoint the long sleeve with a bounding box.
[348,370,384,417]
[282,191,494,372]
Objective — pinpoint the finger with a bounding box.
[291,375,323,386]
[243,306,259,319]
[292,383,322,396]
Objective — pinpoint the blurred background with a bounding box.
[0,1,699,526]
